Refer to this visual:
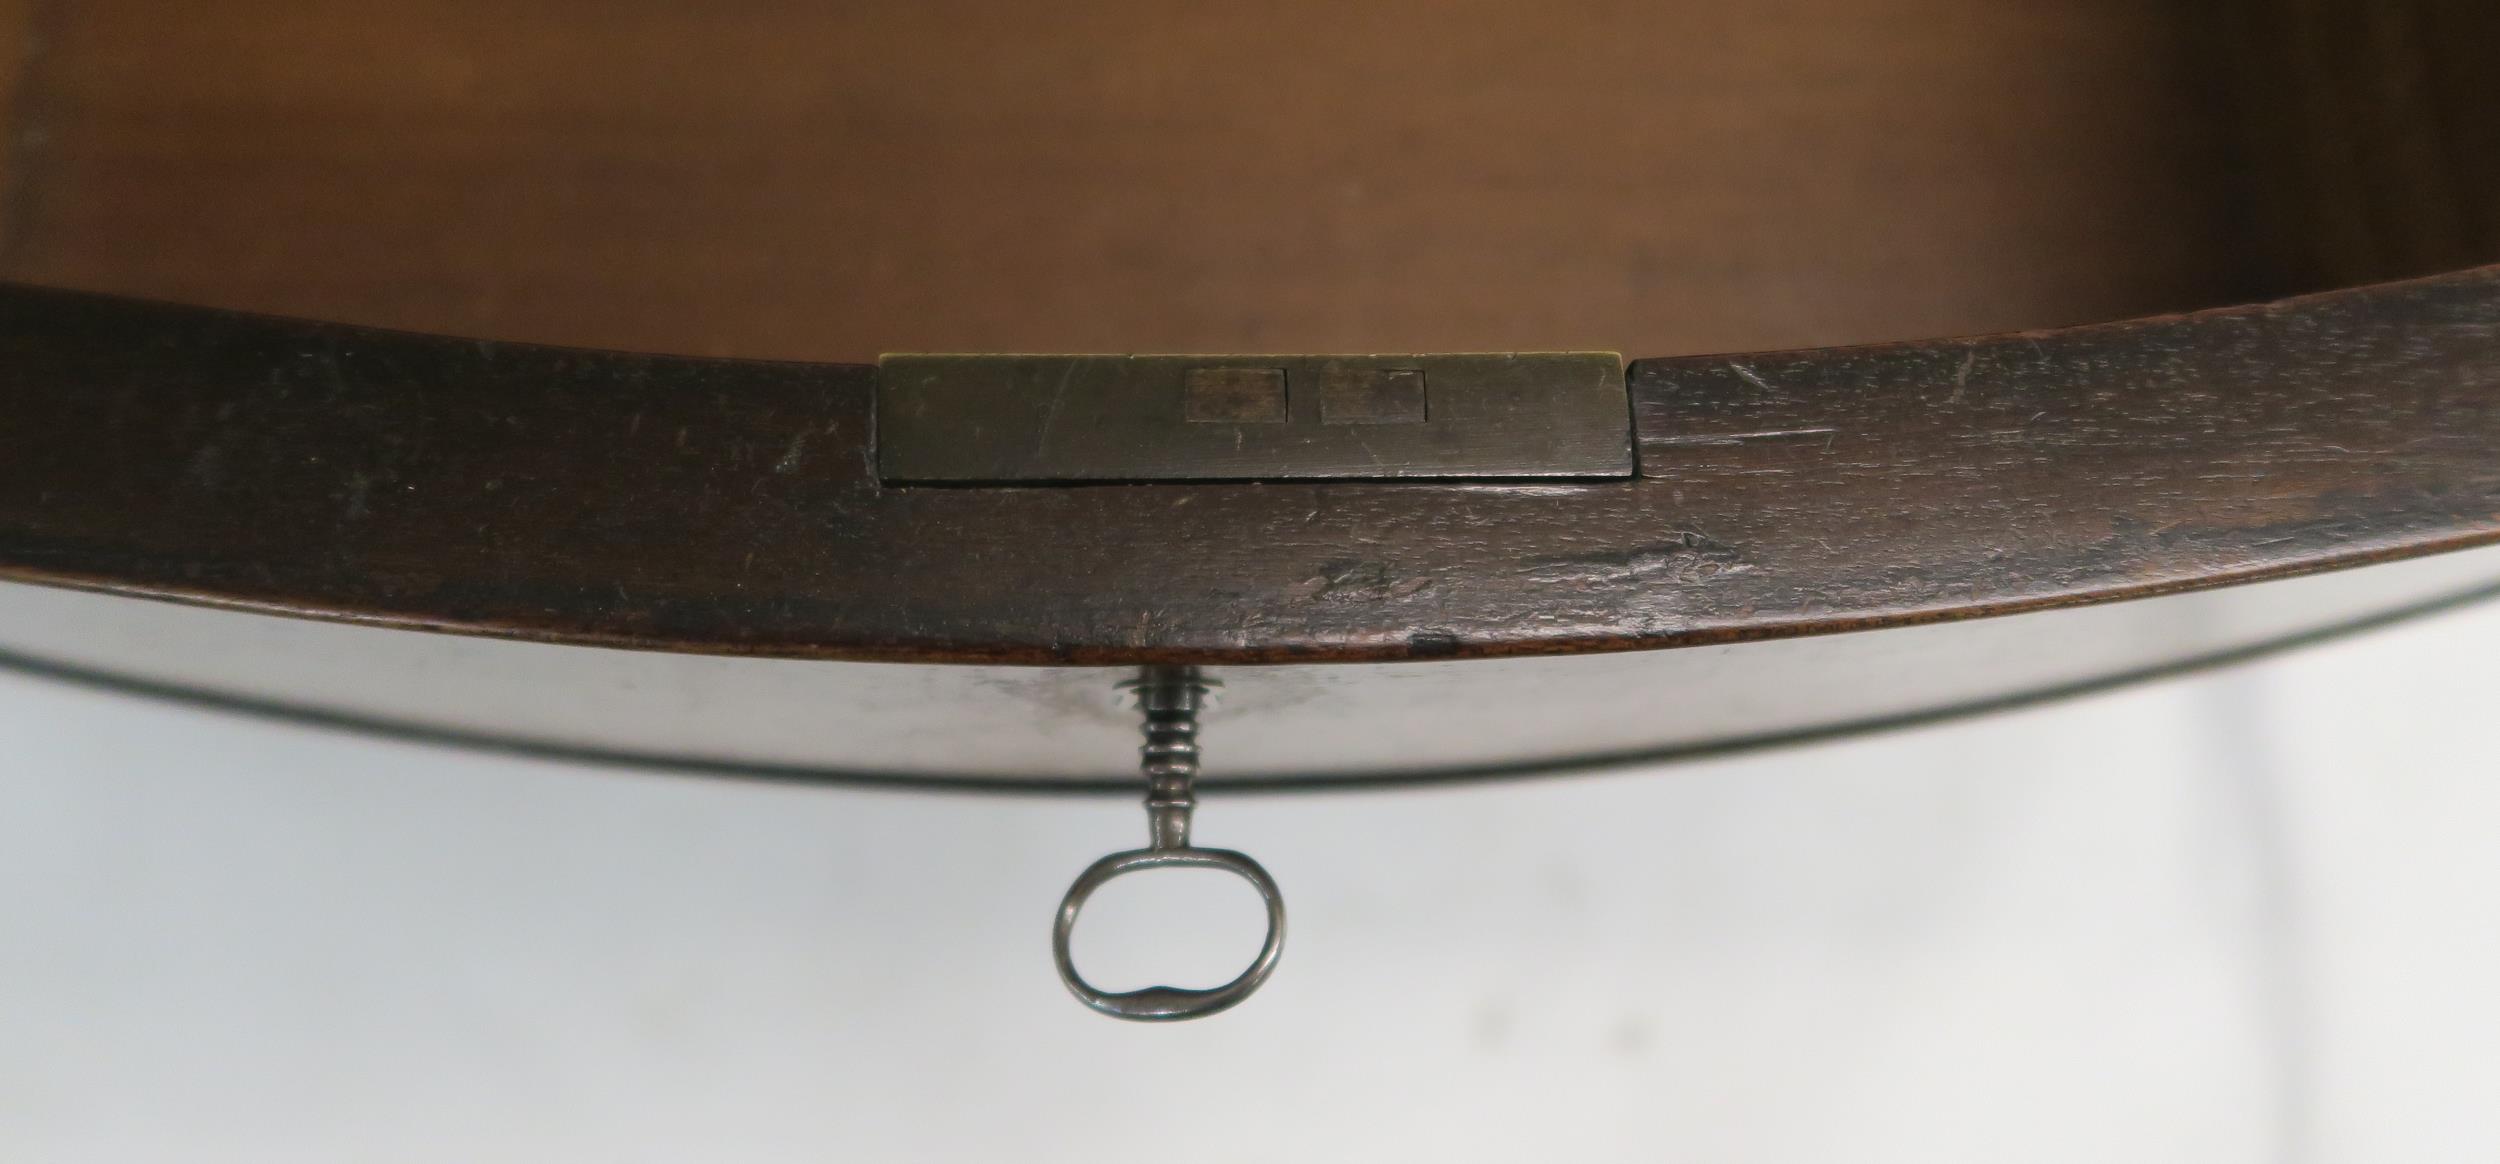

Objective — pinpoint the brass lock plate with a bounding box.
[875,352,1630,483]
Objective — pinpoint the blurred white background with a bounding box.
[4,595,2498,1163]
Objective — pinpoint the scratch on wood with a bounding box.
[1521,531,1749,587]
[1646,427,1836,448]
[1727,361,1776,392]
[774,432,807,473]
[1032,361,1078,454]
[1290,560,1434,603]
[1947,347,1975,403]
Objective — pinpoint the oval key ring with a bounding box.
[1053,846,1286,1021]
[1052,665,1285,1021]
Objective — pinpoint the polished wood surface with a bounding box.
[0,2,2497,775]
[1,1,2271,360]
[4,270,2496,664]
[6,545,2500,785]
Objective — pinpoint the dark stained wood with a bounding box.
[0,3,2491,776]
[0,0,40,223]
[2,270,2497,665]
[0,1,2253,361]
[2213,0,2500,296]
[5,550,2498,785]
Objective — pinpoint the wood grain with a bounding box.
[0,0,45,238]
[2214,0,2500,295]
[0,3,2494,669]
[1,270,2495,664]
[0,1,2251,361]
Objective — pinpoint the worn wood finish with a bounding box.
[0,2,2496,777]
[7,546,2500,786]
[2,270,2497,664]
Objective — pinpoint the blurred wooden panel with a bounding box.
[0,0,39,205]
[2214,0,2500,296]
[0,1,2248,360]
